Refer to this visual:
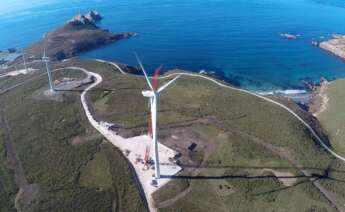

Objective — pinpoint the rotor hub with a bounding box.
[142,90,155,97]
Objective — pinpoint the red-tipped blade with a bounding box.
[144,146,150,163]
[148,113,152,137]
[152,65,162,90]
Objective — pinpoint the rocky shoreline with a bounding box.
[319,34,345,60]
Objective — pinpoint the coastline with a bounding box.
[257,89,310,106]
[319,35,345,60]
[200,70,312,106]
[309,80,330,117]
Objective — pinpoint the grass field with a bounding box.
[0,62,146,211]
[1,59,345,211]
[319,79,345,155]
[60,59,345,212]
[0,139,17,212]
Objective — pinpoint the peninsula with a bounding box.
[319,34,345,60]
[25,11,135,61]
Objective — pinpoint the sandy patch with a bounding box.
[28,87,64,102]
[2,68,37,78]
[263,169,297,187]
[71,136,84,145]
[310,80,329,117]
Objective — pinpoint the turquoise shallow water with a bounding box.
[1,0,345,91]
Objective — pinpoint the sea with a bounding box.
[1,0,345,92]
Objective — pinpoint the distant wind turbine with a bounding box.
[22,48,27,71]
[42,46,54,92]
[135,53,181,180]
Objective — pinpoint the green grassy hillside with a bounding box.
[61,59,345,212]
[2,59,345,212]
[0,63,146,212]
[319,79,345,155]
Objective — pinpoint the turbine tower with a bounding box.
[22,48,27,71]
[135,53,180,180]
[42,47,54,92]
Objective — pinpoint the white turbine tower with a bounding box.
[42,46,54,92]
[135,54,180,180]
[22,48,27,71]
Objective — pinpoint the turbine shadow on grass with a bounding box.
[161,173,345,182]
[160,165,345,185]
[253,178,316,196]
[173,164,345,174]
[160,168,345,197]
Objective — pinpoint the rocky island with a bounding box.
[319,34,345,60]
[280,32,298,40]
[26,11,135,61]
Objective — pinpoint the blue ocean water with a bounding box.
[1,0,345,91]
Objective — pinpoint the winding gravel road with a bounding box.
[99,59,345,162]
[2,60,345,212]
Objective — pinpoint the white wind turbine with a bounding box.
[135,53,181,180]
[21,48,27,71]
[42,46,54,92]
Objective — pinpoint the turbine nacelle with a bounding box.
[142,90,158,98]
[42,57,50,64]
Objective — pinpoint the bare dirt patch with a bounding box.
[71,136,84,145]
[159,127,214,171]
[15,184,40,212]
[29,87,65,102]
[152,126,216,207]
[262,169,297,187]
[309,80,330,117]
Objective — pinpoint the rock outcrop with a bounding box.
[280,32,298,40]
[66,10,102,26]
[319,35,345,60]
[85,10,102,22]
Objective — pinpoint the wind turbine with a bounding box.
[42,46,54,92]
[135,53,181,180]
[22,48,27,71]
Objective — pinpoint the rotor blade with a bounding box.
[43,46,46,58]
[43,41,48,60]
[134,52,154,91]
[152,65,162,90]
[157,75,181,93]
[147,111,152,137]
